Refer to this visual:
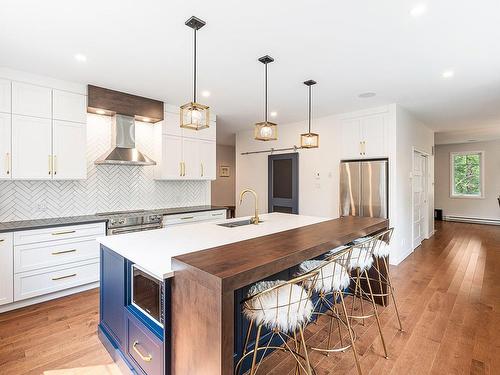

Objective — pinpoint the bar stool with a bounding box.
[369,228,403,332]
[299,246,363,375]
[343,236,389,359]
[234,272,319,375]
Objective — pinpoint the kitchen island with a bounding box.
[97,213,388,375]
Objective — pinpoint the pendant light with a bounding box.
[180,16,210,131]
[254,55,278,141]
[300,80,319,148]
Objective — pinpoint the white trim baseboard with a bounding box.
[443,215,500,226]
[0,282,99,313]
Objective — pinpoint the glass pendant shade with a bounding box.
[300,132,319,148]
[254,121,278,141]
[180,102,210,130]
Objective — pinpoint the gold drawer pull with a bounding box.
[52,273,77,281]
[181,216,194,220]
[132,341,152,362]
[51,230,76,236]
[52,249,77,255]
[0,239,4,243]
[212,212,223,216]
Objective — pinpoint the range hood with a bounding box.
[87,85,164,166]
[95,114,156,166]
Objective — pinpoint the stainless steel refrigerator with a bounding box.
[339,159,388,218]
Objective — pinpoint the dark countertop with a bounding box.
[0,205,227,233]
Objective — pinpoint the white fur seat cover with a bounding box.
[244,280,313,333]
[372,239,390,258]
[328,244,350,256]
[348,246,374,271]
[299,260,350,293]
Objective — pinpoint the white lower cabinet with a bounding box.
[0,233,14,306]
[0,222,106,310]
[162,209,227,227]
[14,260,99,301]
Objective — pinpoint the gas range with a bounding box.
[96,209,163,235]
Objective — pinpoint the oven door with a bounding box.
[131,265,164,327]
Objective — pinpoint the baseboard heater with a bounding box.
[444,215,500,226]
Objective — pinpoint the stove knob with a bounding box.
[119,219,126,225]
[110,219,116,225]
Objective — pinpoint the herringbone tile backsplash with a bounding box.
[0,114,210,222]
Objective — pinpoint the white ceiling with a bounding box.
[1,0,500,145]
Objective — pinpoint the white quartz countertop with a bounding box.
[96,212,330,279]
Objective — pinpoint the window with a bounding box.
[450,151,484,198]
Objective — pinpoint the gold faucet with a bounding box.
[239,189,260,224]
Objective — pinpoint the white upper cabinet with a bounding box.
[182,137,201,179]
[52,90,87,123]
[154,110,217,180]
[0,113,11,179]
[53,120,87,179]
[339,112,388,159]
[12,82,52,119]
[0,232,14,306]
[156,135,183,179]
[0,79,11,113]
[340,118,362,159]
[360,115,386,158]
[11,115,52,179]
[199,140,216,179]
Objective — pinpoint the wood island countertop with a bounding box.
[170,215,388,375]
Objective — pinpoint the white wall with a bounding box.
[211,144,236,207]
[236,114,341,219]
[393,106,435,264]
[235,104,434,265]
[435,140,500,221]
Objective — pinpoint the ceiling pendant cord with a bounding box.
[193,27,197,103]
[308,84,312,133]
[265,61,268,123]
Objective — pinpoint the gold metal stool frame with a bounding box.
[343,235,389,359]
[300,246,363,375]
[234,272,319,375]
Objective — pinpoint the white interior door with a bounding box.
[412,151,427,249]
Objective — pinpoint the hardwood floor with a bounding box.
[0,221,498,374]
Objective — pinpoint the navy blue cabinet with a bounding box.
[100,246,126,349]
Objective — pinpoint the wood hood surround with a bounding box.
[87,85,164,123]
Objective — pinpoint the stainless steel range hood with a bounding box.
[95,114,156,166]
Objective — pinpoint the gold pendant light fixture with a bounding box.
[254,55,278,141]
[180,16,210,130]
[300,80,319,148]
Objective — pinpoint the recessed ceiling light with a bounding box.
[358,92,376,98]
[74,53,87,62]
[96,109,106,115]
[442,70,455,79]
[270,111,278,117]
[410,3,427,17]
[201,90,211,97]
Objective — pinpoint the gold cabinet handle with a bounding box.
[179,162,183,176]
[51,230,76,236]
[48,155,52,175]
[181,161,186,176]
[181,216,194,220]
[51,249,77,255]
[0,239,4,243]
[201,162,204,177]
[5,152,10,175]
[53,155,57,175]
[52,273,77,281]
[132,341,152,362]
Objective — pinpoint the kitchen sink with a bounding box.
[217,219,263,228]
